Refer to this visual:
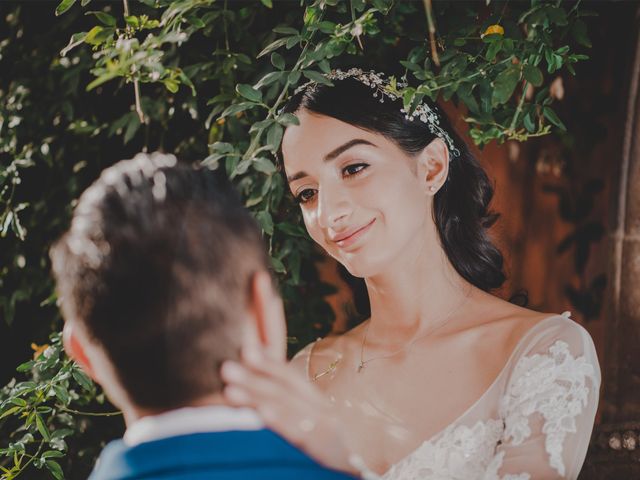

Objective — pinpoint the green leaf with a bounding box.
[318,59,331,74]
[249,119,275,134]
[55,0,76,16]
[257,37,289,58]
[543,106,566,131]
[457,83,479,114]
[288,70,301,85]
[572,20,591,48]
[317,21,336,34]
[273,26,299,35]
[271,52,285,70]
[125,15,139,28]
[220,102,255,118]
[256,211,274,235]
[84,25,114,46]
[178,71,196,96]
[123,115,141,144]
[547,6,568,26]
[236,84,262,103]
[42,450,65,460]
[253,157,277,174]
[523,64,543,87]
[84,25,104,45]
[88,11,116,27]
[276,222,307,238]
[260,0,273,7]
[254,71,284,89]
[163,79,179,93]
[277,113,299,126]
[45,460,64,480]
[492,66,521,106]
[553,53,563,72]
[53,384,70,404]
[535,86,550,104]
[266,123,284,150]
[231,158,252,177]
[286,36,300,49]
[302,70,332,86]
[36,415,50,441]
[60,31,88,57]
[51,428,74,441]
[16,360,35,372]
[72,369,94,391]
[270,256,286,274]
[0,406,21,420]
[486,40,502,62]
[523,110,536,133]
[86,72,118,91]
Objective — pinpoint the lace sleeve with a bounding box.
[487,315,601,480]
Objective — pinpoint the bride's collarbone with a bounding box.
[309,310,549,402]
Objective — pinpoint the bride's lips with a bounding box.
[330,219,376,249]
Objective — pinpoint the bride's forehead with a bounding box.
[282,112,382,162]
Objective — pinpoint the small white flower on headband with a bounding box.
[293,68,461,158]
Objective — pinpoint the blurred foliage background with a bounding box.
[0,0,600,477]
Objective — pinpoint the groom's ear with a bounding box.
[63,322,98,381]
[245,270,287,362]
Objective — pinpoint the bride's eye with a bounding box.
[342,163,369,177]
[294,188,317,204]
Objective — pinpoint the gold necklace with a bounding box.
[357,291,471,373]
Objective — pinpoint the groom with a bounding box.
[50,153,353,479]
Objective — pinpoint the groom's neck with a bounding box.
[122,392,228,426]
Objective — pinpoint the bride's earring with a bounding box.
[429,186,437,193]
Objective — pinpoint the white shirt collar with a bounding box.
[123,405,264,447]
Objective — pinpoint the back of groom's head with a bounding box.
[51,153,271,411]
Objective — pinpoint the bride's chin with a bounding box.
[336,257,380,279]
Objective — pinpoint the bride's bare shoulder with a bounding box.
[468,289,561,350]
[289,322,366,378]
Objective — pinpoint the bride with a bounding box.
[221,68,601,479]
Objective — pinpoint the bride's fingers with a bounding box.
[223,379,320,446]
[221,362,328,429]
[221,361,301,406]
[224,359,323,410]
[237,349,318,396]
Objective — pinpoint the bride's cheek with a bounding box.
[302,212,320,239]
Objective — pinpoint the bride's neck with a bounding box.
[364,235,470,343]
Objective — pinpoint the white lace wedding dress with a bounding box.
[306,313,601,480]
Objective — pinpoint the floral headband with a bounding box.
[293,68,460,158]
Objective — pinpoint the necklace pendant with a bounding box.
[357,361,365,373]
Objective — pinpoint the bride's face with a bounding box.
[282,110,435,278]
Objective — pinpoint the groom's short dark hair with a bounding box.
[51,153,269,409]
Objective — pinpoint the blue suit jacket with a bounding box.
[89,429,357,479]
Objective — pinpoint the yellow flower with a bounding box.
[31,343,49,360]
[482,24,504,38]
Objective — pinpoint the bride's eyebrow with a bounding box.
[286,138,377,183]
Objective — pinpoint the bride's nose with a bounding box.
[317,182,352,230]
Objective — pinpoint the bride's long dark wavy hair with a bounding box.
[280,73,509,316]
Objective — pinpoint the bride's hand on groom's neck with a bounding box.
[220,351,360,477]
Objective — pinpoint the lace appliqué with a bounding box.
[381,419,504,480]
[500,340,595,477]
[482,451,530,480]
